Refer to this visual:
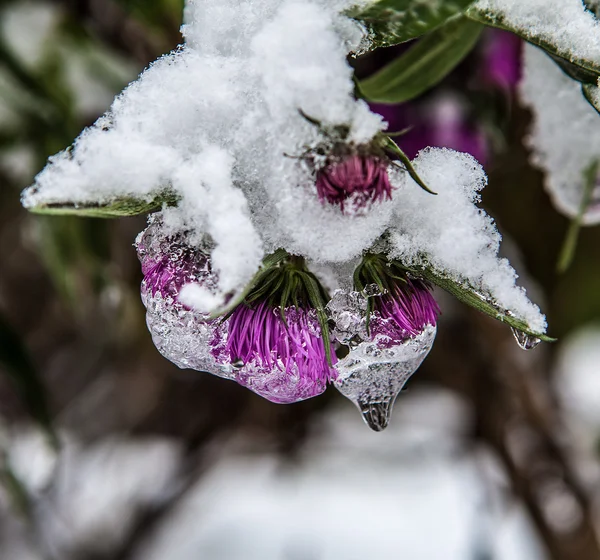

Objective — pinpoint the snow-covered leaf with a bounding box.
[347,0,476,48]
[387,148,548,339]
[357,17,483,104]
[24,190,178,218]
[520,43,600,226]
[467,0,600,77]
[413,265,553,340]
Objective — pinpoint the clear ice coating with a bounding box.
[511,327,541,351]
[136,218,234,380]
[327,289,437,431]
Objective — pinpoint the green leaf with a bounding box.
[557,159,600,273]
[357,18,483,104]
[0,314,59,449]
[412,265,554,341]
[25,190,179,218]
[347,0,477,48]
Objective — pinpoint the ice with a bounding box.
[472,0,600,69]
[334,326,437,431]
[520,43,600,225]
[136,218,235,379]
[327,288,437,431]
[388,148,547,334]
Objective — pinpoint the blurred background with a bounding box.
[1,1,600,559]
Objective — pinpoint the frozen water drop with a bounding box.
[363,283,384,297]
[511,327,542,350]
[357,397,395,432]
[232,358,245,369]
[334,325,437,431]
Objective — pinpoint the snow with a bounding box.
[388,148,547,333]
[520,43,600,225]
[21,0,547,334]
[472,0,600,70]
[130,389,546,560]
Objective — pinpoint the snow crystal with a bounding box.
[472,0,600,69]
[520,43,600,225]
[388,148,547,333]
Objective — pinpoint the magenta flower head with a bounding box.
[328,254,440,431]
[135,216,231,378]
[315,151,393,214]
[298,111,394,214]
[214,254,337,403]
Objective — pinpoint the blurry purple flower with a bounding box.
[218,302,337,404]
[479,29,522,90]
[315,153,393,213]
[371,97,488,163]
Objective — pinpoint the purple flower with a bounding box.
[479,29,522,91]
[329,258,440,431]
[369,278,440,344]
[370,97,488,164]
[315,153,393,213]
[218,301,337,404]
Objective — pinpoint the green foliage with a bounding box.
[557,160,600,273]
[347,0,477,48]
[28,190,179,218]
[357,18,483,104]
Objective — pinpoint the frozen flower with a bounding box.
[315,152,393,213]
[135,218,232,378]
[218,301,337,404]
[137,229,336,403]
[328,255,440,431]
[368,277,440,344]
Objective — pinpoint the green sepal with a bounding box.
[381,135,437,195]
[210,248,290,319]
[25,190,179,218]
[347,0,477,49]
[357,18,483,104]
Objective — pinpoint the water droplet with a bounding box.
[232,358,245,369]
[357,397,395,432]
[511,327,541,350]
[334,325,437,432]
[363,283,384,297]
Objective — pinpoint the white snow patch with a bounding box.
[520,43,600,225]
[473,0,600,69]
[388,148,547,333]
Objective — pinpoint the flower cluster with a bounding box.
[137,221,442,430]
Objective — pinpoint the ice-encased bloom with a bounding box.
[135,219,232,378]
[137,220,336,403]
[315,153,393,213]
[328,271,440,431]
[216,302,337,404]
